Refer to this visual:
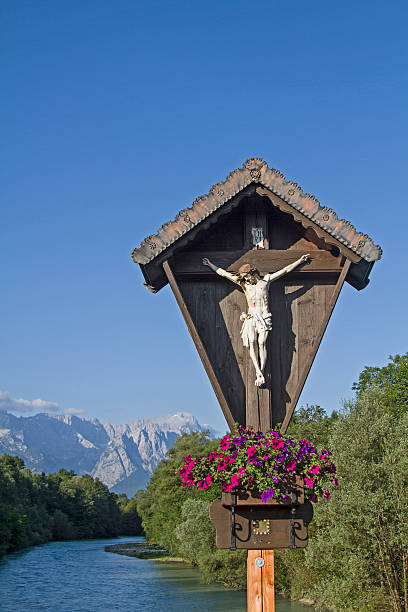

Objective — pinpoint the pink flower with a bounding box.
[304,477,314,488]
[220,435,230,451]
[238,467,246,475]
[198,480,209,489]
[263,454,270,460]
[246,446,256,457]
[332,477,338,488]
[230,474,239,487]
[271,439,285,450]
[323,490,330,499]
[217,460,227,471]
[286,460,297,472]
[309,465,320,475]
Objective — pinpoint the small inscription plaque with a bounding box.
[251,227,265,248]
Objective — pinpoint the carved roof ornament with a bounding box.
[132,157,382,266]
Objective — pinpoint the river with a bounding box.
[0,537,314,611]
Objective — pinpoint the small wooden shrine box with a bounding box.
[132,158,381,433]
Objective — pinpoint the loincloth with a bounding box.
[240,311,272,347]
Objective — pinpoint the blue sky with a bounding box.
[1,0,407,430]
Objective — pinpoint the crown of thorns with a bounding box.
[234,263,260,280]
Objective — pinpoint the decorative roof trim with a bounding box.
[132,158,382,265]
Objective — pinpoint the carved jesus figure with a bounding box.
[202,254,310,387]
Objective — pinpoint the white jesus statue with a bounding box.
[202,254,310,387]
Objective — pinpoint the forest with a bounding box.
[136,354,408,612]
[0,458,143,557]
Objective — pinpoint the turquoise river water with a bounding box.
[0,537,315,611]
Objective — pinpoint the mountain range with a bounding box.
[0,411,216,496]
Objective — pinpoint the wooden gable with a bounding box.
[132,160,381,432]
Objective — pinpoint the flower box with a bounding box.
[178,425,337,506]
[221,475,305,508]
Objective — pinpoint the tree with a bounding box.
[353,353,408,416]
[304,389,408,611]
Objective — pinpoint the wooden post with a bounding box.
[247,550,275,612]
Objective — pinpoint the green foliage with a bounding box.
[174,498,246,588]
[303,390,408,611]
[136,431,218,555]
[175,499,216,565]
[117,496,143,535]
[198,549,247,589]
[276,390,408,611]
[0,455,144,557]
[288,404,338,450]
[352,353,408,416]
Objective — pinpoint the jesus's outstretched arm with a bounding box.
[202,258,240,284]
[263,254,310,283]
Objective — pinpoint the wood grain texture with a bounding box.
[175,275,247,427]
[262,550,275,612]
[280,260,351,432]
[247,550,263,612]
[162,260,237,429]
[172,249,342,276]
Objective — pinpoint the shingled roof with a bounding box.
[132,158,382,267]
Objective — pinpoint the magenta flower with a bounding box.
[217,460,227,471]
[271,439,285,450]
[286,460,297,472]
[323,490,330,499]
[304,477,314,488]
[230,474,239,487]
[246,446,256,457]
[332,477,338,488]
[309,465,320,475]
[220,435,230,450]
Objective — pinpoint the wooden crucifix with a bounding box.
[202,253,310,388]
[132,158,381,612]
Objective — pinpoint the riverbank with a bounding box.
[105,541,184,562]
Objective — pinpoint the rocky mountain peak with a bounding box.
[0,411,216,496]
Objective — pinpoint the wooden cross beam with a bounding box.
[171,249,343,277]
